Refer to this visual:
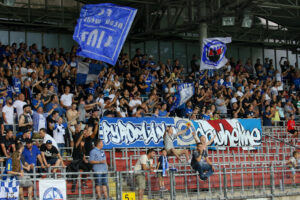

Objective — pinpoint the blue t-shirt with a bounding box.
[12,77,21,94]
[159,110,168,117]
[32,99,43,111]
[145,75,153,93]
[185,107,193,116]
[4,158,23,174]
[202,114,210,120]
[89,147,108,172]
[22,145,41,165]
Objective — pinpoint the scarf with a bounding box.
[162,156,168,177]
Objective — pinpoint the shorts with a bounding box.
[167,149,184,156]
[288,129,297,134]
[290,167,296,175]
[19,176,33,188]
[47,158,58,165]
[135,174,146,190]
[94,173,108,186]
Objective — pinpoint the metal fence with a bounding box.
[3,165,299,200]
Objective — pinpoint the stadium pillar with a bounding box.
[199,0,207,59]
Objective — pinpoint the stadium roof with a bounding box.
[0,0,299,50]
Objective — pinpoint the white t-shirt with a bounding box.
[38,114,46,131]
[53,123,66,144]
[237,91,244,97]
[2,105,14,125]
[13,100,27,118]
[60,93,73,107]
[43,134,59,150]
[134,154,153,172]
[129,99,142,114]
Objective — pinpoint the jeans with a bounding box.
[192,162,214,180]
[57,143,65,156]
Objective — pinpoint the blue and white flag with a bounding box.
[171,83,195,111]
[0,176,19,200]
[200,37,231,71]
[76,62,102,85]
[73,3,137,65]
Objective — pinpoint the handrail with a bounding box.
[263,132,300,150]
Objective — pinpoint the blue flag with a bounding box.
[171,83,195,111]
[73,3,137,65]
[76,62,102,85]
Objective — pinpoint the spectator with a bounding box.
[70,129,92,191]
[4,143,33,200]
[32,104,57,133]
[2,97,14,131]
[89,139,109,200]
[163,126,190,162]
[53,117,67,155]
[284,100,296,117]
[39,128,58,150]
[262,105,273,126]
[159,103,169,117]
[40,140,65,173]
[134,149,155,200]
[0,129,15,157]
[191,142,214,181]
[22,139,45,172]
[287,115,298,139]
[156,148,168,191]
[18,105,33,135]
[286,151,299,186]
[60,86,73,110]
[13,93,26,119]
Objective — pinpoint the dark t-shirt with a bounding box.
[47,116,56,137]
[72,146,85,160]
[15,135,28,146]
[191,150,208,167]
[0,136,15,156]
[245,109,255,118]
[123,78,134,91]
[137,80,146,95]
[40,144,59,160]
[157,156,168,170]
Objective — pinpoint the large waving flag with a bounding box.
[76,62,102,85]
[171,83,195,111]
[73,3,137,65]
[200,37,231,70]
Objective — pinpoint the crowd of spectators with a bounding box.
[0,42,298,158]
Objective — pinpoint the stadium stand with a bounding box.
[0,40,299,200]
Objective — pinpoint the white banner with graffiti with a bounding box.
[99,117,262,149]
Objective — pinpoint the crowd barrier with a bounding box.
[0,165,299,200]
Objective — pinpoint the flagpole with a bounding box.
[199,0,207,69]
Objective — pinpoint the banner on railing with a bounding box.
[39,179,67,200]
[0,177,19,200]
[99,117,262,149]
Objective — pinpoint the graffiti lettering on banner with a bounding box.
[99,117,262,149]
[99,117,177,148]
[176,118,262,150]
[73,3,137,65]
[39,179,67,200]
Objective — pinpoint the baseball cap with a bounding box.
[46,140,52,144]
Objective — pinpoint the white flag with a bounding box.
[200,37,231,71]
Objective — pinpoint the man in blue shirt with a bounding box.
[22,139,45,172]
[89,139,108,200]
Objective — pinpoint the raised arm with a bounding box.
[206,134,216,146]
